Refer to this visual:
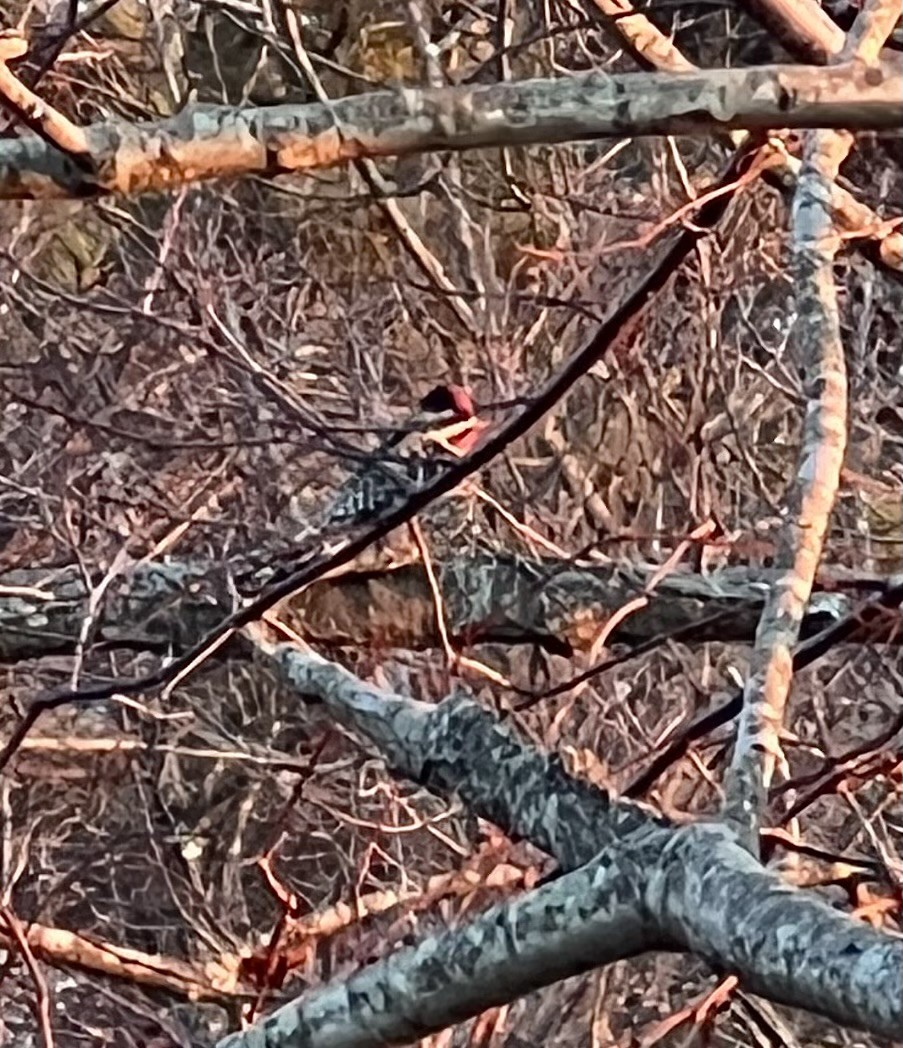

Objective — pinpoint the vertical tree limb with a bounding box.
[723,128,851,841]
[722,0,899,844]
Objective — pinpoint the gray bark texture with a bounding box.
[215,644,903,1046]
[0,557,886,661]
[0,60,900,198]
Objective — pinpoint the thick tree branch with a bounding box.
[0,61,900,199]
[723,0,899,844]
[648,822,902,1037]
[216,832,651,1048]
[256,636,654,863]
[0,558,889,662]
[0,32,90,158]
[217,825,903,1046]
[625,578,903,798]
[215,639,903,1046]
[583,0,903,269]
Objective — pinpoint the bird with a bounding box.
[264,385,487,646]
[325,383,485,532]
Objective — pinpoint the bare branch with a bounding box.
[0,905,56,1048]
[723,128,851,840]
[585,0,697,72]
[723,0,902,842]
[0,141,758,773]
[0,32,89,157]
[583,0,903,269]
[253,634,652,863]
[625,578,903,798]
[739,0,848,62]
[279,7,477,332]
[840,0,903,63]
[0,62,900,199]
[216,639,903,1046]
[1,558,890,662]
[215,831,649,1048]
[0,916,246,1000]
[216,824,903,1046]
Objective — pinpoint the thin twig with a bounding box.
[0,140,764,775]
[627,581,903,798]
[0,905,55,1048]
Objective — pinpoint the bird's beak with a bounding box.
[425,417,486,456]
[405,405,461,433]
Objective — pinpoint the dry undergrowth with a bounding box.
[0,1,900,1045]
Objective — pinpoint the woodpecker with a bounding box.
[263,386,488,641]
[326,384,484,530]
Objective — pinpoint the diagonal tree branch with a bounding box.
[0,140,760,774]
[740,0,849,62]
[839,0,903,62]
[254,635,655,864]
[214,637,903,1046]
[216,824,903,1046]
[625,578,903,798]
[743,0,903,63]
[0,32,90,159]
[215,828,652,1048]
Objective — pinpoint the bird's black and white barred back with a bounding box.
[325,453,451,528]
[323,384,484,532]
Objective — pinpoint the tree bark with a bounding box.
[1,61,900,199]
[214,640,903,1046]
[0,558,890,661]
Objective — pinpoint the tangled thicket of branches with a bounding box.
[0,1,901,1047]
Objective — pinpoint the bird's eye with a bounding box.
[419,384,475,418]
[419,385,457,414]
